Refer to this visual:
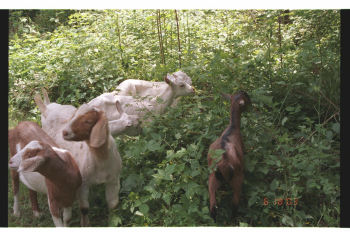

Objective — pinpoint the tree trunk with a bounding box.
[174,10,182,68]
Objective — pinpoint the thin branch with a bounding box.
[298,111,339,145]
[174,9,182,68]
[156,10,165,65]
[116,14,124,62]
[319,90,339,111]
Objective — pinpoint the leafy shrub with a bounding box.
[8,10,339,227]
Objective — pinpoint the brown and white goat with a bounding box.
[35,91,123,226]
[61,103,122,226]
[8,121,55,218]
[207,91,251,222]
[8,121,82,227]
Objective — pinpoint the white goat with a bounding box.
[35,94,123,227]
[115,71,193,97]
[8,121,82,227]
[88,71,195,134]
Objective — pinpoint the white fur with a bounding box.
[10,141,43,169]
[10,141,48,194]
[88,95,140,136]
[23,140,42,150]
[10,141,42,171]
[19,172,47,194]
[16,143,21,153]
[48,199,64,227]
[13,194,20,217]
[63,207,72,227]
[52,147,69,154]
[88,71,194,135]
[116,71,193,97]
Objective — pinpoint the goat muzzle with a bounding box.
[62,130,69,137]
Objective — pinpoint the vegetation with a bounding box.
[8,9,340,227]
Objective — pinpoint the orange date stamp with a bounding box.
[263,197,298,206]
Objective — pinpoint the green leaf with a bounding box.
[139,204,149,215]
[175,133,181,139]
[162,193,171,205]
[259,95,273,106]
[109,215,122,226]
[209,149,225,160]
[239,222,249,227]
[285,106,294,111]
[270,179,278,191]
[281,116,288,126]
[259,166,269,175]
[248,195,257,207]
[331,122,340,134]
[281,215,294,226]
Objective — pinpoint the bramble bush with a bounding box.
[8,10,339,227]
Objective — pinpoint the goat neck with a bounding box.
[86,141,110,160]
[86,125,110,160]
[156,84,176,107]
[228,101,242,132]
[220,101,243,150]
[39,153,80,191]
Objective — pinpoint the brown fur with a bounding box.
[31,142,82,217]
[8,121,59,216]
[69,111,99,141]
[65,109,109,159]
[207,91,250,222]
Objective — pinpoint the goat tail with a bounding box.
[34,93,47,117]
[223,152,235,181]
[214,153,235,182]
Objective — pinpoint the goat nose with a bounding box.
[62,130,68,137]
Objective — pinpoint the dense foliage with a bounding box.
[8,10,340,227]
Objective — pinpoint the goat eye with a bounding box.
[179,84,185,87]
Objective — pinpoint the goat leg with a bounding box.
[105,179,120,210]
[208,172,221,222]
[78,185,90,227]
[29,189,41,217]
[10,169,20,217]
[230,174,243,217]
[63,207,72,227]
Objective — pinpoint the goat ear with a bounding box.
[34,94,47,118]
[221,93,231,101]
[42,88,50,105]
[18,156,45,173]
[89,111,108,148]
[115,100,124,115]
[164,74,175,86]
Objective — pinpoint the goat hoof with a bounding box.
[231,205,238,217]
[80,216,90,227]
[210,205,218,222]
[33,210,41,218]
[13,210,20,217]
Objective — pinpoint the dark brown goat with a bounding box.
[207,91,250,221]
